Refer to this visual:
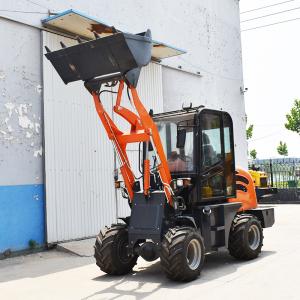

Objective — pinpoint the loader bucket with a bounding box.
[45,30,152,87]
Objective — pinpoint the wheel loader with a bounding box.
[249,168,277,201]
[45,27,274,282]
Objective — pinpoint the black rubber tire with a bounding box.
[94,224,138,275]
[160,227,205,282]
[228,214,263,260]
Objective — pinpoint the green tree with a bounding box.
[285,99,300,135]
[246,124,254,140]
[277,141,288,156]
[249,149,257,160]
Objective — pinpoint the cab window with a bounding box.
[200,112,225,198]
[155,118,195,173]
[201,114,222,169]
[223,113,235,197]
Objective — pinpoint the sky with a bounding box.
[240,0,300,159]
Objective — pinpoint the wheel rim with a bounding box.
[186,239,201,270]
[248,224,261,250]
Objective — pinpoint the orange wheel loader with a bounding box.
[45,28,274,282]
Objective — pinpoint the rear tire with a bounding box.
[228,214,263,260]
[94,224,138,275]
[160,227,205,282]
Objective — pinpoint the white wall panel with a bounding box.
[43,31,117,243]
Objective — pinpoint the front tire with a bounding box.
[228,214,263,260]
[160,227,205,282]
[94,224,138,275]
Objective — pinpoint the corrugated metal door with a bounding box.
[43,32,116,243]
[42,31,163,242]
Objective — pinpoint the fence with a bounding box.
[248,158,300,203]
[249,158,300,189]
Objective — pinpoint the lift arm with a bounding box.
[44,28,175,205]
[92,80,173,204]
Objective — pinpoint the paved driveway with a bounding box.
[0,205,299,300]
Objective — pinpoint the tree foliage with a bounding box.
[277,141,288,156]
[249,149,257,160]
[285,99,300,135]
[246,124,254,140]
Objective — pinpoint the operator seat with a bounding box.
[202,133,217,167]
[168,151,187,172]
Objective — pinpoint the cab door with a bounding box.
[198,110,236,201]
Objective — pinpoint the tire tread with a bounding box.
[94,224,137,275]
[228,214,263,260]
[160,227,204,282]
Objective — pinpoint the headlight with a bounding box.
[177,179,184,187]
[177,178,192,187]
[172,178,192,189]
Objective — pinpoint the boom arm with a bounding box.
[44,28,175,204]
[92,80,173,204]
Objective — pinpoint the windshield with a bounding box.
[154,117,195,173]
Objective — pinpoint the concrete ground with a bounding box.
[0,205,299,300]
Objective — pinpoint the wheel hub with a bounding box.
[186,239,202,270]
[248,224,261,250]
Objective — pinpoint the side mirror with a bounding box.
[176,128,186,148]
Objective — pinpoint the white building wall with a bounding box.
[0,18,45,253]
[1,0,246,243]
[1,1,246,168]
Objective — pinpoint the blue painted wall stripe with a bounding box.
[0,184,45,253]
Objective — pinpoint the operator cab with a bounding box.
[150,108,236,205]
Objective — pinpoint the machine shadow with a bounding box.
[83,249,276,300]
